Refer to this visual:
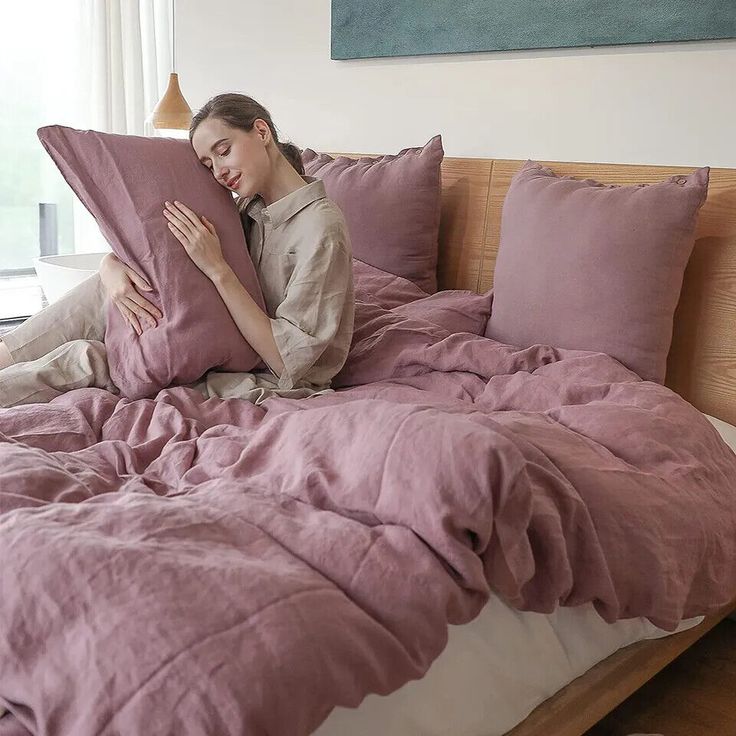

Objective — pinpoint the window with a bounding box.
[0,4,106,321]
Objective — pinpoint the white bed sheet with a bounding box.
[314,413,736,736]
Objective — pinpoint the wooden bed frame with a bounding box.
[337,154,736,735]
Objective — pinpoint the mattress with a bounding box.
[313,413,736,736]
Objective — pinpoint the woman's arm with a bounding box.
[163,200,285,377]
[209,265,285,377]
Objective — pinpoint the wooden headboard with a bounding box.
[333,154,736,425]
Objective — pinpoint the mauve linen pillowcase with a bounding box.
[485,160,710,384]
[302,135,444,294]
[393,289,493,336]
[37,125,266,400]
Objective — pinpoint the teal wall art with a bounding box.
[331,0,736,60]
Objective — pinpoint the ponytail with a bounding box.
[278,141,305,175]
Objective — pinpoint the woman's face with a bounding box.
[191,116,271,198]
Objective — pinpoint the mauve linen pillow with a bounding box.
[302,135,444,294]
[37,125,266,400]
[485,160,710,384]
[393,289,493,336]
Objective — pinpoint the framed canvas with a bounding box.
[331,0,736,60]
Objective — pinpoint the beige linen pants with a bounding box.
[0,274,117,408]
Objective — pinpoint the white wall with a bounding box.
[177,0,736,167]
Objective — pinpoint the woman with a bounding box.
[0,94,355,407]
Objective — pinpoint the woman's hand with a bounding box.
[99,253,163,336]
[164,201,229,281]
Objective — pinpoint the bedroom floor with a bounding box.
[584,617,736,736]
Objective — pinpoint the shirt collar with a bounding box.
[244,176,326,229]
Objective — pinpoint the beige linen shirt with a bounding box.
[194,177,355,404]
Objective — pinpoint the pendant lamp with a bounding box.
[145,0,191,138]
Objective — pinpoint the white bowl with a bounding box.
[33,252,109,304]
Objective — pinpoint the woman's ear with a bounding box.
[253,118,271,145]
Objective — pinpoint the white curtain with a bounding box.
[74,0,173,251]
[81,0,173,136]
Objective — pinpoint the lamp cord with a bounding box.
[172,0,176,72]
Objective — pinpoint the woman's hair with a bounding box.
[189,93,305,176]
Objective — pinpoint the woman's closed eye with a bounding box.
[203,149,230,171]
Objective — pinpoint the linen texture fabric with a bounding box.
[302,135,444,294]
[486,160,710,383]
[37,125,266,400]
[1,261,736,735]
[0,275,113,407]
[239,178,355,391]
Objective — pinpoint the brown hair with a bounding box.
[189,93,305,179]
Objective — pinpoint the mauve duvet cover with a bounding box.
[0,261,735,736]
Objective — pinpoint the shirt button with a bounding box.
[676,177,687,185]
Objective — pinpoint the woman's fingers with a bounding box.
[164,202,198,234]
[167,200,203,230]
[166,216,188,240]
[201,216,217,235]
[124,266,153,293]
[115,301,141,336]
[122,296,157,329]
[126,290,163,321]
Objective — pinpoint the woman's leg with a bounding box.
[0,273,114,408]
[0,342,12,370]
[0,339,116,408]
[0,272,107,366]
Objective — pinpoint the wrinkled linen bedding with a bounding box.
[1,260,735,736]
[316,414,733,736]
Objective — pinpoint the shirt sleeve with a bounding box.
[269,231,353,390]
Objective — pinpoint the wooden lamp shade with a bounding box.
[150,73,191,131]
